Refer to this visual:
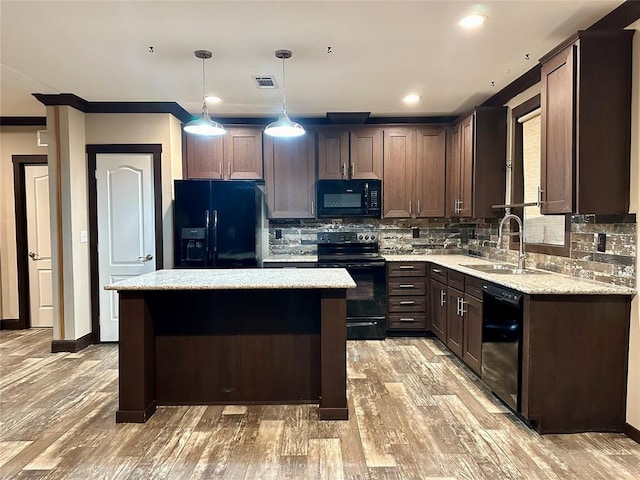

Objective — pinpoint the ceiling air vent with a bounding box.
[252,75,278,89]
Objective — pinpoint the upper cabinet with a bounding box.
[184,127,263,180]
[447,106,506,218]
[318,128,383,180]
[539,30,634,215]
[264,134,316,219]
[383,126,446,218]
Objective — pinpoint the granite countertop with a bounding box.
[383,254,635,296]
[104,268,356,291]
[262,255,318,263]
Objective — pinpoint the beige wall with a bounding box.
[0,126,48,320]
[85,113,183,268]
[626,19,640,431]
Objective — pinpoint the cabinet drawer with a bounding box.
[465,275,484,299]
[388,262,426,277]
[448,270,465,291]
[388,314,427,330]
[388,296,426,313]
[388,281,426,296]
[430,265,447,283]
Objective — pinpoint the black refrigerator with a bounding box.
[174,180,262,268]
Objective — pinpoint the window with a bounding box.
[511,95,570,256]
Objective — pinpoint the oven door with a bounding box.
[321,262,387,339]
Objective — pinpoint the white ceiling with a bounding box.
[0,0,625,120]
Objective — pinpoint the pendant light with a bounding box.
[183,50,226,136]
[264,49,305,138]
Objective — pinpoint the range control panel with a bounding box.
[316,231,378,244]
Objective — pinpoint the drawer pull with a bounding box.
[399,265,415,270]
[399,284,415,288]
[432,268,442,273]
[399,300,415,305]
[399,318,416,322]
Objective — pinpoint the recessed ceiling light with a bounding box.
[403,94,421,104]
[205,96,222,103]
[459,14,486,28]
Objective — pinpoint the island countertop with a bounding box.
[104,268,356,291]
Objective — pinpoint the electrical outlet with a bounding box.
[597,233,606,252]
[412,227,420,239]
[275,228,282,240]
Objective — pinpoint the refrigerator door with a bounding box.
[174,180,212,268]
[210,181,257,267]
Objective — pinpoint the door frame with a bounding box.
[87,144,163,343]
[10,155,48,330]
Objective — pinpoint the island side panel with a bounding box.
[116,291,156,423]
[522,294,631,434]
[320,288,348,420]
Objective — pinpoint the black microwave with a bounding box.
[316,179,381,218]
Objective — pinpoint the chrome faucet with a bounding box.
[498,213,526,270]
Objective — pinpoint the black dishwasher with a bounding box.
[481,283,523,412]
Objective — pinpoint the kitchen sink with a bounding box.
[459,263,550,275]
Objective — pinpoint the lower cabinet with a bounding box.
[387,262,428,331]
[430,266,483,376]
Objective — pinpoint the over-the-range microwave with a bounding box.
[316,179,381,218]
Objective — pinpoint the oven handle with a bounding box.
[319,263,385,269]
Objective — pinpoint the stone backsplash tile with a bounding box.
[269,216,636,288]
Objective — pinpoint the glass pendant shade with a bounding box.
[264,49,305,138]
[184,50,226,137]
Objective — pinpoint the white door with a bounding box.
[96,153,156,342]
[25,165,53,327]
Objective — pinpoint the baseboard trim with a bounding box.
[624,423,640,444]
[51,332,92,353]
[0,318,22,329]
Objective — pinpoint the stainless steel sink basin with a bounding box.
[460,264,550,275]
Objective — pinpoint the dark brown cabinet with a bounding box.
[539,30,634,215]
[317,128,383,180]
[184,127,263,180]
[462,276,483,376]
[429,266,483,376]
[447,107,506,218]
[387,262,428,331]
[383,127,446,218]
[264,134,316,219]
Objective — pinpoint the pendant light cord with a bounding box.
[281,56,287,116]
[201,56,208,116]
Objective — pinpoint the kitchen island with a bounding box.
[105,268,356,423]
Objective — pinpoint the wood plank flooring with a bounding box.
[1,328,639,479]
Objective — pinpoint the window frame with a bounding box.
[511,94,571,257]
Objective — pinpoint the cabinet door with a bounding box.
[462,293,482,376]
[447,124,461,217]
[459,114,474,217]
[225,127,263,180]
[446,287,464,358]
[184,134,224,179]
[430,280,447,342]
[415,127,446,217]
[318,130,349,179]
[541,44,575,214]
[264,135,316,219]
[383,128,415,218]
[350,128,383,180]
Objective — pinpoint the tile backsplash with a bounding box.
[268,214,636,288]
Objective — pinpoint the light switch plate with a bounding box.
[80,230,88,243]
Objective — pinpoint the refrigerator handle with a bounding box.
[213,209,219,251]
[205,210,210,228]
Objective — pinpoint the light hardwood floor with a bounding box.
[1,328,639,479]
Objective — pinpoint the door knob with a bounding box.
[28,251,40,260]
[138,253,153,263]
